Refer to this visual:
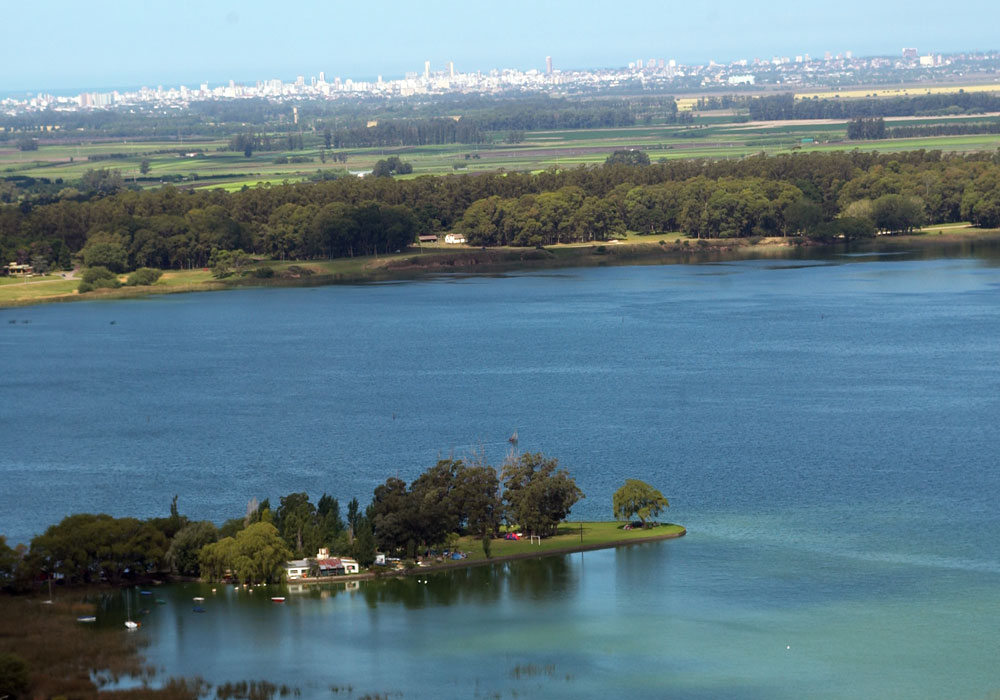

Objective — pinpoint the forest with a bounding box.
[4,148,1000,273]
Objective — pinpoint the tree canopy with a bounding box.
[502,452,584,537]
[612,479,669,527]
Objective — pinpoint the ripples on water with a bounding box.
[4,248,1000,698]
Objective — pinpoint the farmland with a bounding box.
[4,111,1000,194]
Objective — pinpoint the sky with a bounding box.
[2,0,997,93]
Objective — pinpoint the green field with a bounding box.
[4,113,1000,193]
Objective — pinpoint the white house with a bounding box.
[284,559,311,580]
[339,558,360,575]
[444,233,467,244]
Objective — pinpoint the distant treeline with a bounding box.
[4,149,1000,270]
[748,92,1000,121]
[847,116,1000,139]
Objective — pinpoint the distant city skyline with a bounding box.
[2,0,997,92]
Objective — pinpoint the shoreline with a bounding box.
[286,525,687,585]
[3,229,999,309]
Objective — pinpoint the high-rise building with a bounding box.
[424,61,430,80]
[319,71,325,83]
[546,56,552,74]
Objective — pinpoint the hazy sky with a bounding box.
[2,0,996,92]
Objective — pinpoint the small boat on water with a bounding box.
[139,590,152,596]
[271,596,285,603]
[77,616,97,623]
[125,588,140,630]
[193,596,205,602]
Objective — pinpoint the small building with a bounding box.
[418,234,439,243]
[340,558,360,575]
[5,262,33,277]
[444,233,467,244]
[315,558,345,577]
[284,559,311,580]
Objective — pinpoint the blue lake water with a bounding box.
[3,248,1000,698]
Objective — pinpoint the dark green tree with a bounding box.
[501,452,584,537]
[605,149,650,166]
[274,492,319,558]
[166,521,218,576]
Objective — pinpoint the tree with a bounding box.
[453,465,502,536]
[784,200,823,236]
[317,493,344,545]
[0,535,20,586]
[502,452,583,537]
[873,194,924,234]
[274,492,319,558]
[28,514,167,584]
[612,479,669,527]
[352,517,377,567]
[139,158,151,175]
[198,522,291,584]
[605,149,650,166]
[166,521,218,576]
[82,232,129,273]
[209,248,252,278]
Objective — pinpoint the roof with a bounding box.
[316,558,343,570]
[285,559,310,568]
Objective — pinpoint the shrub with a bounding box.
[78,266,121,293]
[0,652,29,700]
[252,267,275,278]
[124,267,163,286]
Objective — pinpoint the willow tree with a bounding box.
[613,479,669,528]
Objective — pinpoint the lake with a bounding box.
[4,245,1000,698]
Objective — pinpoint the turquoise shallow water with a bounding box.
[4,249,1000,697]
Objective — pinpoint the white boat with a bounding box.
[125,589,140,630]
[77,615,96,623]
[193,596,205,602]
[271,596,285,603]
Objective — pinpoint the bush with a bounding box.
[0,652,29,699]
[78,266,121,293]
[124,267,163,286]
[252,267,275,278]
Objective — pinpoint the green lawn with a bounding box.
[456,521,685,563]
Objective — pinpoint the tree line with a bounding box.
[848,116,1000,139]
[0,452,582,588]
[5,148,1000,272]
[748,92,1000,121]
